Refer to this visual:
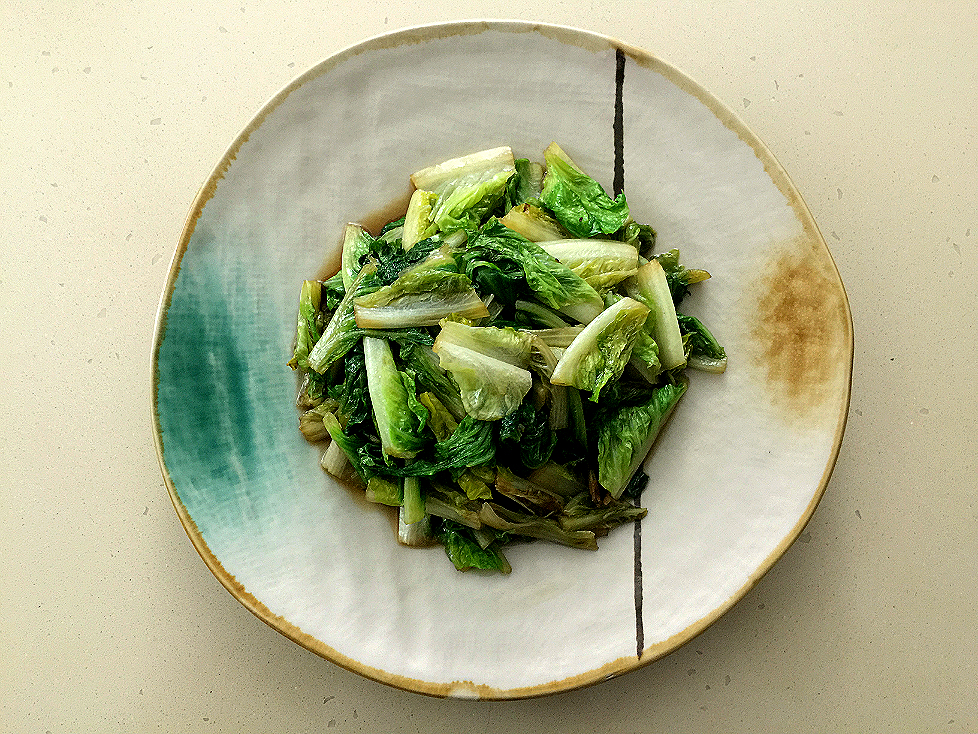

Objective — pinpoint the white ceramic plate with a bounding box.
[152,21,852,699]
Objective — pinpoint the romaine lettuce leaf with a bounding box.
[540,142,629,238]
[595,380,687,498]
[434,320,533,368]
[539,239,639,290]
[307,263,379,373]
[399,343,466,421]
[288,279,324,371]
[363,336,429,460]
[499,202,568,242]
[458,219,604,323]
[678,313,727,373]
[433,341,532,421]
[409,146,516,236]
[503,157,545,210]
[655,248,711,306]
[435,519,511,573]
[624,259,686,370]
[353,269,489,328]
[550,296,650,401]
[497,402,558,470]
[402,189,439,251]
[341,223,375,290]
[355,415,496,479]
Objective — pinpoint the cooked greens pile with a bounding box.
[289,143,726,573]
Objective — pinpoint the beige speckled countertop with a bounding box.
[4,3,976,731]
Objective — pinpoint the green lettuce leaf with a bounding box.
[550,296,650,401]
[504,157,545,210]
[539,239,640,290]
[341,223,375,290]
[402,189,439,251]
[497,402,558,470]
[655,249,712,306]
[363,336,429,460]
[433,340,532,421]
[410,146,516,236]
[678,313,727,373]
[624,259,686,370]
[558,492,647,532]
[434,320,533,368]
[399,343,466,421]
[595,380,687,498]
[307,264,380,373]
[353,268,489,328]
[540,142,629,238]
[354,415,496,479]
[288,279,324,371]
[435,519,511,573]
[458,219,604,322]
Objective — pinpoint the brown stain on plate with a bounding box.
[750,237,850,419]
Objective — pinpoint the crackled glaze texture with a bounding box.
[152,21,852,699]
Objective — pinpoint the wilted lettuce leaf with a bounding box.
[354,269,489,328]
[498,402,558,470]
[341,224,375,290]
[550,296,650,401]
[402,189,439,251]
[435,519,511,573]
[678,313,727,373]
[504,158,545,211]
[432,168,514,235]
[328,346,371,427]
[620,220,656,257]
[434,320,533,368]
[458,219,603,319]
[308,264,380,373]
[540,239,639,290]
[355,415,496,479]
[540,142,629,239]
[363,336,429,460]
[400,343,466,421]
[655,249,711,306]
[595,380,687,498]
[322,271,346,312]
[434,341,532,421]
[456,469,494,501]
[288,279,324,371]
[417,391,458,441]
[558,492,647,531]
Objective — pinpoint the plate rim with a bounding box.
[150,18,854,700]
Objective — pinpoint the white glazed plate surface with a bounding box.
[152,21,853,699]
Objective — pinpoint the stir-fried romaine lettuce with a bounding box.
[458,219,604,323]
[433,341,532,421]
[624,259,687,371]
[595,380,688,498]
[550,296,650,401]
[288,142,726,573]
[434,320,533,368]
[353,268,489,328]
[539,239,640,290]
[288,279,324,371]
[679,313,728,373]
[307,263,380,373]
[540,142,629,239]
[363,336,429,460]
[499,202,568,242]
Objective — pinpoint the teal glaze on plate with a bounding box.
[152,21,852,699]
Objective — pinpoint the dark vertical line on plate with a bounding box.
[614,46,644,659]
[613,48,626,198]
[633,493,644,659]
